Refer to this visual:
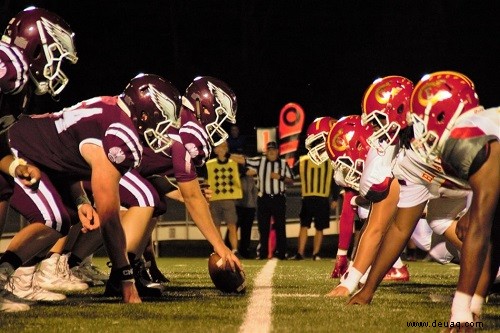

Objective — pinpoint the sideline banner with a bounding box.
[278,102,305,168]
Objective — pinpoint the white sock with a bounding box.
[340,267,363,294]
[429,242,454,264]
[337,249,348,256]
[470,294,484,317]
[393,257,404,269]
[450,291,473,323]
[359,266,371,284]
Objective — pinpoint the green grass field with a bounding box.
[1,257,499,332]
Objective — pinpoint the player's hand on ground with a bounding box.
[78,203,100,233]
[347,289,373,305]
[325,285,350,297]
[122,281,142,304]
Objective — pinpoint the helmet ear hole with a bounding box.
[397,104,404,114]
[436,111,446,123]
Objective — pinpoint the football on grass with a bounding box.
[208,252,246,294]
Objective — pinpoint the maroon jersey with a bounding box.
[134,129,198,216]
[0,43,28,96]
[138,130,198,183]
[8,96,142,234]
[9,96,142,177]
[179,109,211,167]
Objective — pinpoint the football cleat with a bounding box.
[0,263,31,312]
[6,266,66,301]
[79,256,109,283]
[147,263,170,284]
[70,266,102,287]
[104,260,163,298]
[383,265,410,282]
[331,255,348,278]
[208,253,246,294]
[0,293,31,312]
[312,254,321,261]
[35,254,89,292]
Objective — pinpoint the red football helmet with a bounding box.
[1,7,78,96]
[326,115,373,191]
[361,76,413,152]
[182,76,237,147]
[410,71,480,163]
[121,73,182,156]
[305,116,337,165]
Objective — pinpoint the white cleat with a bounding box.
[6,266,66,301]
[35,254,88,292]
[0,263,30,312]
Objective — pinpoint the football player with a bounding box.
[54,74,242,296]
[412,72,498,328]
[0,78,150,305]
[64,75,243,285]
[322,115,372,279]
[327,77,413,297]
[0,6,78,312]
[347,72,493,327]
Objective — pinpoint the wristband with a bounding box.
[8,158,27,178]
[114,264,135,282]
[75,195,91,210]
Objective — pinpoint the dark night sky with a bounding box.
[2,0,500,140]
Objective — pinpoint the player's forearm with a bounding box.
[179,180,226,251]
[0,154,14,175]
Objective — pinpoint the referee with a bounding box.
[246,141,293,259]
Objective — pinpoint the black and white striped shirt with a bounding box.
[246,156,293,196]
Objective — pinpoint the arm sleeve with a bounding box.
[338,188,357,250]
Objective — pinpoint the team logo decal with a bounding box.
[148,84,177,120]
[375,82,402,105]
[207,81,234,119]
[184,142,199,159]
[0,61,6,79]
[331,129,348,152]
[108,146,125,164]
[417,79,449,108]
[40,17,76,56]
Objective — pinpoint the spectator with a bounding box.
[227,124,246,154]
[246,141,294,260]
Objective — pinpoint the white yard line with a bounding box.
[239,259,278,333]
[274,293,321,298]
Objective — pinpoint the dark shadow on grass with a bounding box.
[40,285,247,306]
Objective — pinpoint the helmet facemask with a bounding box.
[362,110,401,153]
[305,131,328,165]
[32,17,77,96]
[333,156,364,192]
[410,100,465,164]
